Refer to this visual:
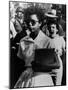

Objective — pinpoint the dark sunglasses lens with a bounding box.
[30,20,36,26]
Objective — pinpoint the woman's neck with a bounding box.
[30,29,40,40]
[50,33,59,38]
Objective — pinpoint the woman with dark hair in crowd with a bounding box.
[43,9,65,38]
[14,6,54,88]
[47,19,65,85]
[44,10,66,85]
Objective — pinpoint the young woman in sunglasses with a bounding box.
[14,6,54,88]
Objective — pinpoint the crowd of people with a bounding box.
[10,4,66,89]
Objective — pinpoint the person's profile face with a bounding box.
[29,14,41,32]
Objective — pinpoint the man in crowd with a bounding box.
[10,6,27,88]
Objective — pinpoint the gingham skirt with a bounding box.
[14,68,54,88]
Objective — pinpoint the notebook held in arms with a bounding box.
[32,49,60,72]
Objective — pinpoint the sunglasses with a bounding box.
[29,19,39,26]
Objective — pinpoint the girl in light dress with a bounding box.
[47,20,65,85]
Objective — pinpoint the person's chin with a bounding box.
[31,29,35,32]
[51,34,56,38]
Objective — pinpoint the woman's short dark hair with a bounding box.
[47,20,59,31]
[24,6,45,24]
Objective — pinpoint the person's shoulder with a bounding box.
[10,17,15,23]
[40,30,50,39]
[57,35,65,44]
[40,31,51,46]
[58,35,64,40]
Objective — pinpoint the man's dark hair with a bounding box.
[47,20,60,35]
[24,6,45,24]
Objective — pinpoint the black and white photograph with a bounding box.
[9,1,66,89]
